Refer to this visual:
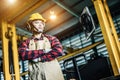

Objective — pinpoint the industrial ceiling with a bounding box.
[0,0,120,40]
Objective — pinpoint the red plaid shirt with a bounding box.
[18,34,64,62]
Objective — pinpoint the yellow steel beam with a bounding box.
[92,0,120,75]
[6,0,40,21]
[0,20,20,80]
[10,24,20,80]
[58,41,103,61]
[1,20,11,80]
[103,0,120,58]
[17,35,28,41]
[20,71,28,76]
[9,0,48,23]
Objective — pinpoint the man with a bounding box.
[18,13,65,80]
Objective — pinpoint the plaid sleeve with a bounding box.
[18,36,64,62]
[40,36,64,62]
[18,40,44,61]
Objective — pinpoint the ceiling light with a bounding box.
[50,10,56,20]
[8,0,16,4]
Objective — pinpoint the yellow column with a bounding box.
[10,24,20,80]
[92,0,120,75]
[0,20,20,80]
[1,20,11,80]
[103,0,120,57]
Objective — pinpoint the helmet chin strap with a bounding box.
[32,26,44,34]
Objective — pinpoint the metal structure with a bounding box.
[0,20,20,80]
[0,0,120,80]
[93,0,120,75]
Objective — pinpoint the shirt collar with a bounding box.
[31,34,44,40]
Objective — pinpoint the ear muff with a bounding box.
[26,22,32,31]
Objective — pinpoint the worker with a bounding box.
[18,13,65,80]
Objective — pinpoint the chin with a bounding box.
[33,31,43,34]
[38,30,43,33]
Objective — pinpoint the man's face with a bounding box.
[32,20,45,33]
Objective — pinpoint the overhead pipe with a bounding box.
[52,0,80,18]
